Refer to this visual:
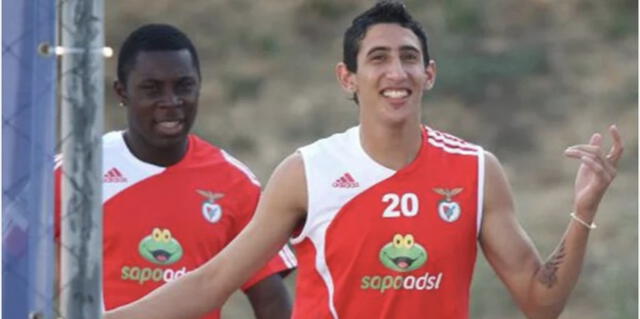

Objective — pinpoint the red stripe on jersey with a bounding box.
[292,238,333,319]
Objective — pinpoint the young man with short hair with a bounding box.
[55,24,296,319]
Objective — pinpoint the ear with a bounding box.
[424,60,437,91]
[113,80,128,105]
[336,62,357,94]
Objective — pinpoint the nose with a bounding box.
[385,57,408,81]
[158,91,183,108]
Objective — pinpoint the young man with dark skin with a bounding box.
[54,24,296,319]
[105,3,623,319]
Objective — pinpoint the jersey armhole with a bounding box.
[476,148,486,239]
[290,150,310,245]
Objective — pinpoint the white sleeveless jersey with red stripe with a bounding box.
[292,125,484,319]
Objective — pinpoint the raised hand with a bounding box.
[564,125,624,217]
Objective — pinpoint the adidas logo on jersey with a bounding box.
[104,167,128,183]
[332,173,359,188]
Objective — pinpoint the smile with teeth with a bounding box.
[157,120,182,129]
[382,89,410,98]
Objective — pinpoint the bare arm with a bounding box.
[245,273,292,319]
[480,125,623,319]
[105,153,308,319]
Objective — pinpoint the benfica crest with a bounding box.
[197,189,225,223]
[433,188,463,222]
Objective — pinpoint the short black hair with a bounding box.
[117,24,201,85]
[343,1,430,73]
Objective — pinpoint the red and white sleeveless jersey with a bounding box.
[54,132,297,319]
[292,125,484,319]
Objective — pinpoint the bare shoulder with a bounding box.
[273,152,306,180]
[483,150,503,177]
[482,150,516,222]
[261,152,308,219]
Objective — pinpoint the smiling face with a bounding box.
[379,234,427,272]
[115,49,200,153]
[337,23,436,127]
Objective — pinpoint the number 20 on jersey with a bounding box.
[382,193,419,218]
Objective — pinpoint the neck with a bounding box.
[123,131,188,167]
[359,120,423,171]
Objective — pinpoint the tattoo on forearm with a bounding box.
[537,240,567,288]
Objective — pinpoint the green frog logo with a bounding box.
[379,234,427,272]
[138,228,183,265]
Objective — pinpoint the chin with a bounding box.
[383,109,419,125]
[152,134,188,149]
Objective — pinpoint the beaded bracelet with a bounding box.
[570,212,597,230]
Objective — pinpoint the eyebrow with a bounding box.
[136,73,197,83]
[365,46,390,57]
[399,45,421,54]
[365,45,421,57]
[137,78,160,84]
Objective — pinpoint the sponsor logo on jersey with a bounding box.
[121,265,188,285]
[138,228,184,265]
[361,233,443,292]
[379,234,427,272]
[103,167,127,183]
[433,188,463,222]
[120,228,187,285]
[197,189,224,223]
[332,172,360,188]
[361,272,443,293]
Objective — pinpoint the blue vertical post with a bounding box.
[2,0,57,318]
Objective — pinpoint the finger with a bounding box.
[590,133,603,147]
[565,148,616,177]
[579,155,614,184]
[567,145,601,154]
[566,145,607,163]
[606,124,624,165]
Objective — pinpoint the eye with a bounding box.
[138,84,161,98]
[152,228,162,241]
[371,55,385,62]
[401,53,419,63]
[162,229,172,242]
[140,82,159,91]
[404,234,414,248]
[175,79,197,96]
[393,234,403,248]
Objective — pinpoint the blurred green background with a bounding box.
[105,0,637,318]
